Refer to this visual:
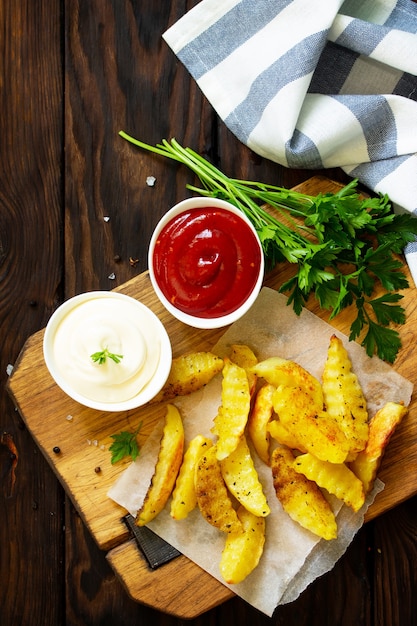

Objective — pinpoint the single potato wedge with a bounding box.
[220,435,270,517]
[273,385,350,464]
[212,358,251,460]
[170,435,213,520]
[350,401,408,494]
[229,343,258,397]
[247,383,275,464]
[195,445,243,533]
[268,418,307,452]
[294,453,365,512]
[251,357,324,410]
[219,505,266,584]
[322,335,368,460]
[271,447,337,540]
[136,404,184,526]
[152,351,224,402]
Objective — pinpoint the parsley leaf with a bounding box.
[109,422,142,464]
[368,293,406,326]
[359,321,402,364]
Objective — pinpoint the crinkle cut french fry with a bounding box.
[229,344,258,396]
[322,335,368,459]
[294,453,365,512]
[220,435,270,517]
[212,358,251,460]
[195,445,243,534]
[271,447,337,540]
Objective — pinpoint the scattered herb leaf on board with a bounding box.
[109,422,143,464]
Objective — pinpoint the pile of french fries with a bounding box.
[136,336,407,584]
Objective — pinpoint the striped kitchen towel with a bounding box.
[163,0,417,283]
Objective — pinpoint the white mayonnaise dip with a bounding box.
[52,297,161,403]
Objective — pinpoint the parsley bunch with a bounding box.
[120,132,417,363]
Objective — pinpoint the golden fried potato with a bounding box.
[195,445,243,533]
[350,402,408,493]
[322,335,368,459]
[271,447,337,540]
[212,358,251,460]
[220,435,270,517]
[273,385,350,464]
[251,357,324,409]
[152,351,224,402]
[170,435,213,520]
[219,505,266,584]
[294,453,365,512]
[136,404,184,526]
[229,344,258,396]
[247,383,275,464]
[268,418,307,452]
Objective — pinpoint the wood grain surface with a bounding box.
[1,1,417,625]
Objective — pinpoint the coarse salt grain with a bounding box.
[146,175,156,187]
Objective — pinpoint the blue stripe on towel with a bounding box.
[285,129,323,169]
[335,20,388,56]
[332,94,398,161]
[348,154,411,189]
[176,0,292,81]
[225,31,328,142]
[384,0,417,33]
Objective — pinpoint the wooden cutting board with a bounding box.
[7,177,417,619]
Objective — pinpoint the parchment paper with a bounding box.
[108,287,413,616]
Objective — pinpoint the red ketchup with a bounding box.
[152,207,262,318]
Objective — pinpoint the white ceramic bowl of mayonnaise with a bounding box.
[43,291,172,411]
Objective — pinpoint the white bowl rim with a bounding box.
[148,197,265,329]
[43,290,172,411]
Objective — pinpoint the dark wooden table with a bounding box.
[1,2,416,625]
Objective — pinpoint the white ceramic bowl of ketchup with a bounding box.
[148,197,265,329]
